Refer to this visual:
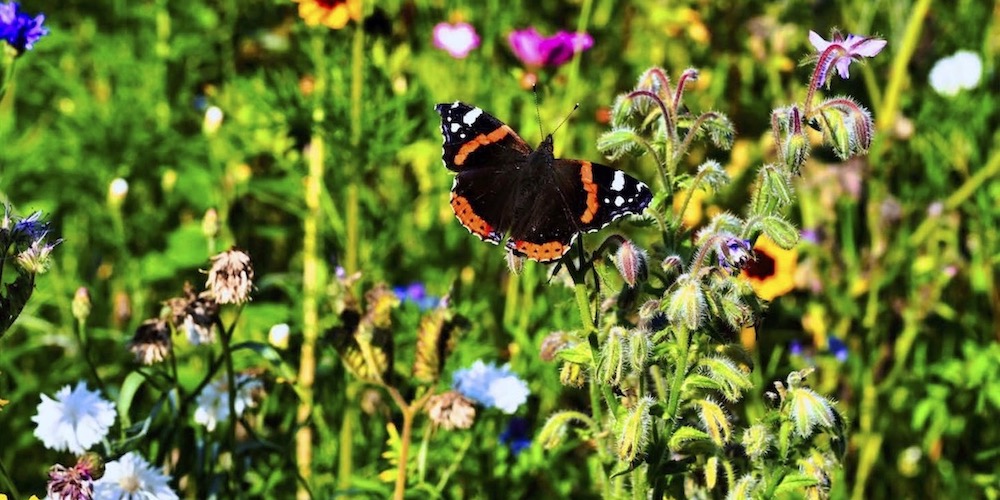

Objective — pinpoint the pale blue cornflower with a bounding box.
[453,360,530,414]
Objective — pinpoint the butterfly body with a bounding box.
[436,101,651,262]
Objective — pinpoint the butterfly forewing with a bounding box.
[435,101,652,263]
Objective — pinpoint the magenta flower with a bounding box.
[508,27,593,68]
[433,22,480,59]
[809,30,886,86]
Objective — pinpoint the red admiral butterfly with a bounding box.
[435,101,652,262]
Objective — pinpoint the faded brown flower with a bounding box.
[426,391,476,430]
[165,282,220,345]
[206,248,254,305]
[128,319,172,365]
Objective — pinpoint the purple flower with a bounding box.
[0,2,48,53]
[508,27,593,68]
[717,237,753,275]
[432,21,480,59]
[809,30,886,86]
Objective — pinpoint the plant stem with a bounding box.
[296,31,328,500]
[394,407,415,500]
[219,317,241,493]
[0,454,19,499]
[345,15,365,275]
[664,326,691,436]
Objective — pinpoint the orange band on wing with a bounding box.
[451,193,497,241]
[511,239,570,262]
[579,161,599,224]
[454,126,512,166]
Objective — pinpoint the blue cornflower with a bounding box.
[0,2,49,53]
[499,417,532,457]
[12,210,49,243]
[393,282,439,310]
[453,360,529,414]
[827,335,848,362]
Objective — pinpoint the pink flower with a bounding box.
[809,30,887,86]
[433,22,480,59]
[508,27,593,68]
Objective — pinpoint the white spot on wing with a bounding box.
[614,196,625,207]
[451,101,460,108]
[450,123,461,133]
[611,170,625,191]
[463,107,483,125]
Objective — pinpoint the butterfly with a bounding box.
[435,102,651,262]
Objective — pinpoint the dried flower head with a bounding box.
[205,248,254,305]
[426,391,476,430]
[47,457,97,500]
[128,319,172,365]
[165,283,220,345]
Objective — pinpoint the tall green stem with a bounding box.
[219,318,241,492]
[296,31,328,500]
[664,326,691,435]
[0,454,19,499]
[345,17,365,275]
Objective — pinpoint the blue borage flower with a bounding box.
[499,417,532,456]
[808,30,886,87]
[0,1,49,53]
[453,360,530,414]
[393,282,439,310]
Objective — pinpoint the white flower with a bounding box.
[929,50,983,96]
[453,360,530,414]
[268,323,290,349]
[487,375,530,414]
[194,374,264,431]
[32,382,116,455]
[93,451,179,500]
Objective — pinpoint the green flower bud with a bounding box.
[617,396,654,462]
[665,275,705,331]
[741,423,773,461]
[597,326,627,386]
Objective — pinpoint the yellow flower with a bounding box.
[293,0,362,30]
[741,234,797,301]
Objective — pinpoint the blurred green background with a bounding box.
[1,0,998,497]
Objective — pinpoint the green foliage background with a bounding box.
[1,0,998,498]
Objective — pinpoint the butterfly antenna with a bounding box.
[551,103,580,136]
[532,85,544,137]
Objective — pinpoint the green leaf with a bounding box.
[668,425,712,451]
[596,127,643,161]
[773,472,820,493]
[557,342,593,365]
[118,371,147,428]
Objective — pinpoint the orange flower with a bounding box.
[293,0,361,30]
[741,234,797,301]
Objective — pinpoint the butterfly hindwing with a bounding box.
[435,101,652,263]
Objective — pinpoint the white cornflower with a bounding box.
[93,451,179,500]
[32,382,116,455]
[928,50,983,96]
[194,373,264,431]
